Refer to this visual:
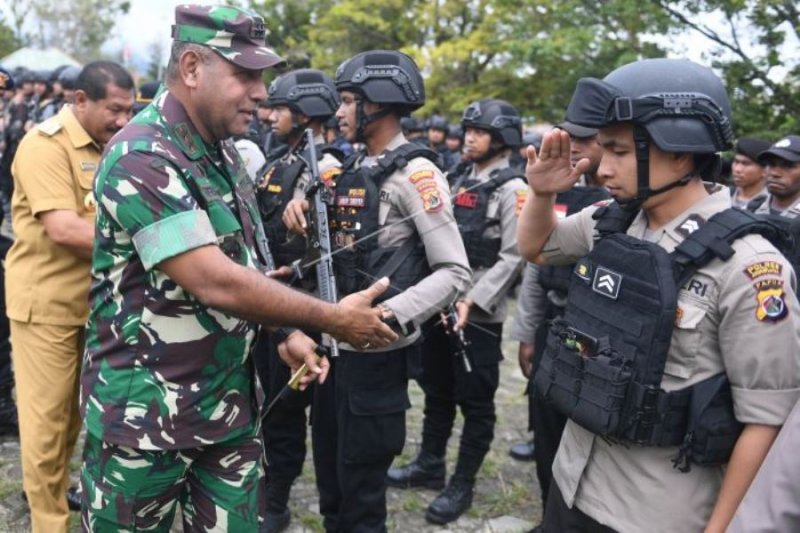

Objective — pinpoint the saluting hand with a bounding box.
[332,277,399,349]
[526,130,590,195]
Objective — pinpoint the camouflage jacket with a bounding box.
[80,89,269,450]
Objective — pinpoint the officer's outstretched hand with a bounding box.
[526,130,591,195]
[282,198,310,236]
[277,330,330,388]
[333,277,399,349]
[266,265,294,279]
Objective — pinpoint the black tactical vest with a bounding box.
[331,143,441,302]
[534,204,790,470]
[451,165,525,269]
[256,144,342,268]
[538,186,611,294]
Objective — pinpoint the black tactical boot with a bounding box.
[425,477,474,525]
[261,478,292,533]
[508,439,535,461]
[386,451,445,490]
[0,383,17,437]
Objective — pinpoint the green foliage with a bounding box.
[247,0,798,137]
[0,17,21,59]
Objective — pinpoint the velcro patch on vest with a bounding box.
[592,267,622,299]
[515,189,527,217]
[267,184,282,193]
[574,259,592,281]
[336,188,366,207]
[454,191,478,208]
[754,279,788,322]
[258,166,276,189]
[676,214,706,238]
[744,260,783,280]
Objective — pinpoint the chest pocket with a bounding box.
[666,297,709,379]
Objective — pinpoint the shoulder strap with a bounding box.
[672,207,792,286]
[592,201,639,238]
[365,143,442,184]
[374,238,422,281]
[745,194,768,212]
[488,166,527,189]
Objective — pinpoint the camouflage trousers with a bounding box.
[80,427,264,532]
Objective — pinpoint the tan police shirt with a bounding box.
[541,185,800,532]
[751,192,800,218]
[457,158,526,324]
[341,133,472,352]
[6,105,100,326]
[292,132,342,198]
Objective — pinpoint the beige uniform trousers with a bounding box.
[11,320,83,533]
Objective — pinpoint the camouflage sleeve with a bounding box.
[96,151,217,271]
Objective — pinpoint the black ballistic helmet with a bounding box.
[447,124,463,139]
[565,58,733,207]
[58,66,82,91]
[334,50,425,112]
[427,114,449,132]
[267,68,339,119]
[461,98,522,148]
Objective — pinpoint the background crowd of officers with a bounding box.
[0,4,799,532]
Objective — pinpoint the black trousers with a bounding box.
[313,346,416,533]
[253,333,312,511]
[0,235,14,415]
[418,320,502,482]
[542,483,617,533]
[531,320,567,508]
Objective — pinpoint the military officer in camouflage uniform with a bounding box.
[387,99,527,525]
[79,6,397,532]
[254,68,342,532]
[285,49,471,532]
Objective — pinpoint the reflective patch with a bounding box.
[515,189,527,217]
[755,281,788,322]
[592,266,622,299]
[744,260,783,280]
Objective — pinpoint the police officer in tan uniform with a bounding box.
[6,61,134,533]
[747,135,800,217]
[285,49,471,533]
[518,59,800,533]
[387,98,527,525]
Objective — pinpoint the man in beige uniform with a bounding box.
[518,59,800,533]
[284,49,472,532]
[6,61,134,532]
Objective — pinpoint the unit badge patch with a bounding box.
[755,280,788,322]
[744,260,783,280]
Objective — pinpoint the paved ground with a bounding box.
[0,302,542,532]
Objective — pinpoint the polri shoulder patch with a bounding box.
[744,260,783,280]
[409,170,435,184]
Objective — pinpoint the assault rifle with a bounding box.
[300,128,340,359]
[444,303,472,373]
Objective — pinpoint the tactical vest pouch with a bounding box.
[537,319,632,436]
[672,373,743,471]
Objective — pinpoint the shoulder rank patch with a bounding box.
[675,214,706,238]
[409,170,435,184]
[755,279,788,322]
[515,189,527,217]
[744,260,783,280]
[321,167,342,185]
[592,266,622,299]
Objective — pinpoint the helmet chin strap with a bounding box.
[617,125,694,212]
[354,99,392,143]
[471,140,505,164]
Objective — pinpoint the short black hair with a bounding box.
[76,61,134,101]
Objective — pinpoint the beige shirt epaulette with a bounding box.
[542,184,800,532]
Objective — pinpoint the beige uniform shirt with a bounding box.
[6,105,100,326]
[541,185,800,532]
[751,192,800,218]
[341,133,472,351]
[292,132,343,198]
[458,158,526,324]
